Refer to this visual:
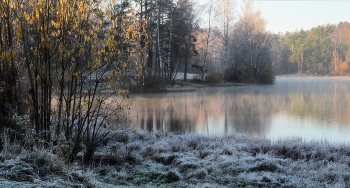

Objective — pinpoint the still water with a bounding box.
[127,77,350,143]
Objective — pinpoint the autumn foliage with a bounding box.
[0,0,147,163]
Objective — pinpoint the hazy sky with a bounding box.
[196,0,350,34]
[253,0,350,33]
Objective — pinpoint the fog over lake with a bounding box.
[127,77,350,143]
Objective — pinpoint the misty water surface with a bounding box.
[127,77,350,143]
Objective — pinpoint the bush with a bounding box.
[205,71,224,84]
[257,68,275,84]
[225,69,253,83]
[142,75,168,90]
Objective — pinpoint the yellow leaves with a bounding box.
[1,51,16,62]
[59,0,67,5]
[23,12,31,21]
[78,2,85,13]
[34,49,40,56]
[51,20,60,29]
[73,23,79,31]
[35,10,40,20]
[73,72,79,80]
[57,6,62,16]
[51,30,61,37]
[84,36,91,43]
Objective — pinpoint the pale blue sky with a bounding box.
[255,0,350,33]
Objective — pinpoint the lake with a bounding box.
[127,77,350,143]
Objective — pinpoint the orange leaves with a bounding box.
[128,25,133,33]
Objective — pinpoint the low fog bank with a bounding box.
[1,131,350,187]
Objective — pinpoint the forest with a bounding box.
[272,22,350,76]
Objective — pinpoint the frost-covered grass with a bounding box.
[2,131,350,187]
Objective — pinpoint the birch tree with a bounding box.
[217,0,235,72]
[227,0,274,83]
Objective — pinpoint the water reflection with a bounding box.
[127,77,350,143]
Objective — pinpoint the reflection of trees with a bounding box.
[284,89,350,125]
[129,94,199,133]
[225,92,276,136]
[276,78,350,126]
[128,87,278,136]
[128,78,350,137]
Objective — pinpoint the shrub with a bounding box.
[142,75,168,90]
[205,71,224,84]
[225,68,252,83]
[257,68,275,84]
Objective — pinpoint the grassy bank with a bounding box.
[1,131,350,187]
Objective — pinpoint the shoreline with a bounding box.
[129,80,253,94]
[1,131,350,187]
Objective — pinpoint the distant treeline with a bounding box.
[272,22,350,76]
